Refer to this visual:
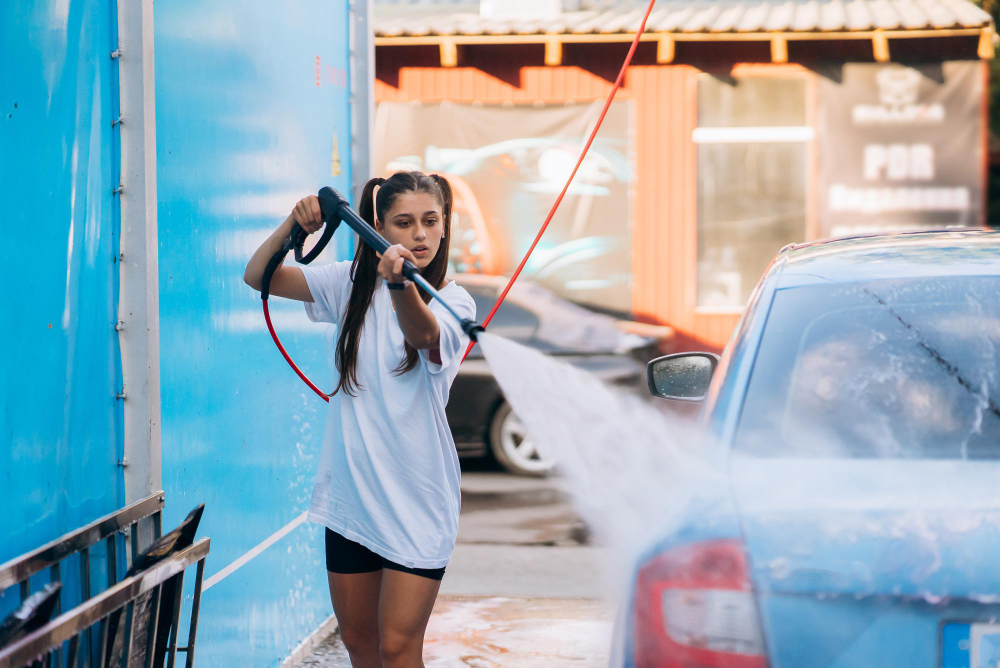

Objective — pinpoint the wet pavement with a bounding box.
[455,472,591,546]
[295,469,613,666]
[299,596,613,667]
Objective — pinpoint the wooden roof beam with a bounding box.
[376,27,986,48]
[545,36,562,66]
[657,34,675,63]
[872,30,890,62]
[440,38,457,67]
[381,28,992,67]
[771,34,788,63]
[980,26,995,59]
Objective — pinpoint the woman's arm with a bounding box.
[379,245,441,351]
[243,196,323,302]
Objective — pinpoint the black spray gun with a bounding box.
[260,186,485,402]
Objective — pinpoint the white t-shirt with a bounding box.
[299,260,475,569]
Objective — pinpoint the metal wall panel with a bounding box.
[0,0,124,584]
[153,1,355,665]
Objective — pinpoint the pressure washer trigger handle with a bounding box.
[318,186,350,221]
[287,223,308,252]
[290,187,341,265]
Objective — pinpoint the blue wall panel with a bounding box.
[154,2,354,665]
[0,0,124,607]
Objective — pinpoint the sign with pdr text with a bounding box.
[819,62,984,236]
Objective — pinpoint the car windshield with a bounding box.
[734,275,1000,459]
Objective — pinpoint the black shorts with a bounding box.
[324,528,446,581]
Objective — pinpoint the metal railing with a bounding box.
[0,493,209,668]
[0,493,164,593]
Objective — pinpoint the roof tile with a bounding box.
[792,0,822,31]
[818,0,849,31]
[735,3,771,31]
[373,0,992,36]
[711,4,747,32]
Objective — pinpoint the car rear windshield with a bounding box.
[734,275,1000,459]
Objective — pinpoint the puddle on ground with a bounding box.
[425,597,612,667]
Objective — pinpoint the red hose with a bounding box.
[462,0,658,362]
[264,298,331,402]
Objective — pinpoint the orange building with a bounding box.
[373,0,995,351]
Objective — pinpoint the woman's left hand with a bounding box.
[377,244,418,284]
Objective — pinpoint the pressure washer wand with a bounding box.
[318,187,485,341]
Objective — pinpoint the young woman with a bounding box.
[243,171,476,668]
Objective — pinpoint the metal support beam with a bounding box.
[116,0,162,503]
[350,0,375,200]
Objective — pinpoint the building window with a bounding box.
[695,75,811,310]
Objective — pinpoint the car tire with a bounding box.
[488,402,556,477]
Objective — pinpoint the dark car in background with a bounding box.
[448,274,673,476]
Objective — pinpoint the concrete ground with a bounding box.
[295,464,615,666]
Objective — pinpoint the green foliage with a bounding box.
[974,0,1000,23]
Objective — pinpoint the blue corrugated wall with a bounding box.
[154,1,354,664]
[0,0,125,617]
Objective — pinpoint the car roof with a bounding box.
[450,272,656,351]
[773,229,1000,288]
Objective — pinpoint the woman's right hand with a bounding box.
[291,195,324,234]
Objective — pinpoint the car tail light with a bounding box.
[633,539,768,668]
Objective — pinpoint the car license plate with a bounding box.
[942,623,1000,668]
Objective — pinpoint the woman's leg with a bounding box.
[377,569,442,668]
[328,570,384,668]
[325,528,387,667]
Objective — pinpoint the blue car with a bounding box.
[618,230,1000,668]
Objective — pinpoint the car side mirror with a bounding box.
[646,352,720,402]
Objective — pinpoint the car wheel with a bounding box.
[488,402,556,477]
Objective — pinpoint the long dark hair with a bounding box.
[332,171,454,397]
